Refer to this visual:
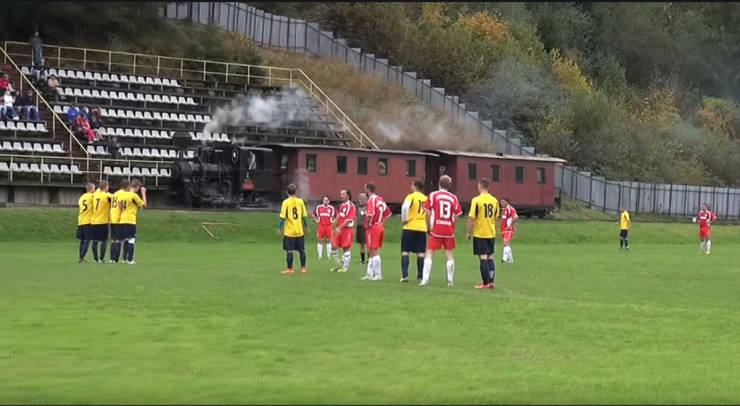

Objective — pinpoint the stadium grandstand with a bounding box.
[0,41,376,206]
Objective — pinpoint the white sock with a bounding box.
[366,257,374,278]
[706,240,711,252]
[326,243,332,258]
[446,260,455,284]
[508,247,514,262]
[700,241,706,252]
[503,246,508,262]
[342,251,351,269]
[318,243,323,258]
[422,257,432,284]
[374,256,382,280]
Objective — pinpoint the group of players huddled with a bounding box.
[277,175,518,289]
[76,179,147,264]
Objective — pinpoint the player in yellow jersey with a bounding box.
[108,180,129,263]
[118,179,147,265]
[278,183,309,274]
[619,206,630,250]
[400,180,427,282]
[76,182,96,263]
[466,178,500,289]
[90,180,113,263]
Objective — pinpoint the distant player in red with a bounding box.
[420,175,462,287]
[500,198,518,263]
[313,196,336,259]
[362,182,392,281]
[698,204,717,255]
[329,188,357,273]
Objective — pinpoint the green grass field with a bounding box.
[1,208,739,404]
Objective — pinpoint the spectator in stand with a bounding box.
[32,57,47,85]
[46,74,64,101]
[0,73,14,95]
[80,106,90,121]
[31,31,44,68]
[108,136,121,159]
[16,89,40,121]
[2,89,19,120]
[88,107,102,129]
[67,105,80,125]
[75,113,97,143]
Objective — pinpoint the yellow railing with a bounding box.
[0,153,173,187]
[0,45,88,159]
[3,41,379,149]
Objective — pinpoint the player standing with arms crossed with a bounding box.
[118,179,147,265]
[698,204,717,255]
[500,198,518,264]
[362,182,392,281]
[313,196,336,259]
[400,181,427,283]
[76,182,95,263]
[619,206,631,250]
[278,183,309,274]
[90,180,113,263]
[329,189,356,273]
[466,178,499,289]
[356,193,368,265]
[108,180,129,263]
[420,175,462,287]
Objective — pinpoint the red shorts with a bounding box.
[502,230,515,243]
[699,227,711,239]
[366,225,385,249]
[428,235,456,251]
[317,224,333,240]
[333,227,355,249]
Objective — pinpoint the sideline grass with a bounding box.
[1,209,739,404]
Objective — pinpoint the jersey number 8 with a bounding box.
[292,207,299,220]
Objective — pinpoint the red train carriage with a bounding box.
[426,150,566,216]
[269,144,437,204]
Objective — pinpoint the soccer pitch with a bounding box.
[1,208,739,404]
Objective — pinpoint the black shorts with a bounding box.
[76,224,93,240]
[473,237,495,256]
[119,224,137,240]
[620,229,628,238]
[91,224,110,241]
[355,226,366,244]
[401,230,427,254]
[283,236,305,252]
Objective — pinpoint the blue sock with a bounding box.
[480,260,489,284]
[127,243,135,262]
[92,241,99,261]
[416,256,424,280]
[487,259,495,283]
[286,251,294,269]
[79,240,89,260]
[299,250,307,267]
[99,241,107,262]
[122,242,131,262]
[401,255,409,278]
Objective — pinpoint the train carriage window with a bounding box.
[306,154,317,172]
[280,154,288,171]
[537,167,546,184]
[377,158,388,176]
[491,165,500,182]
[406,159,416,177]
[357,157,368,175]
[337,156,347,174]
[515,166,525,184]
[439,164,447,176]
[468,163,477,180]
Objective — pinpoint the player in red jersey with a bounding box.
[698,204,717,255]
[313,196,336,259]
[329,188,357,273]
[420,175,462,287]
[500,197,518,263]
[362,182,392,281]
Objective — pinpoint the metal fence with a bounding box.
[163,2,531,156]
[556,165,740,218]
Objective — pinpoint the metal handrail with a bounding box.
[3,40,378,149]
[0,45,88,159]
